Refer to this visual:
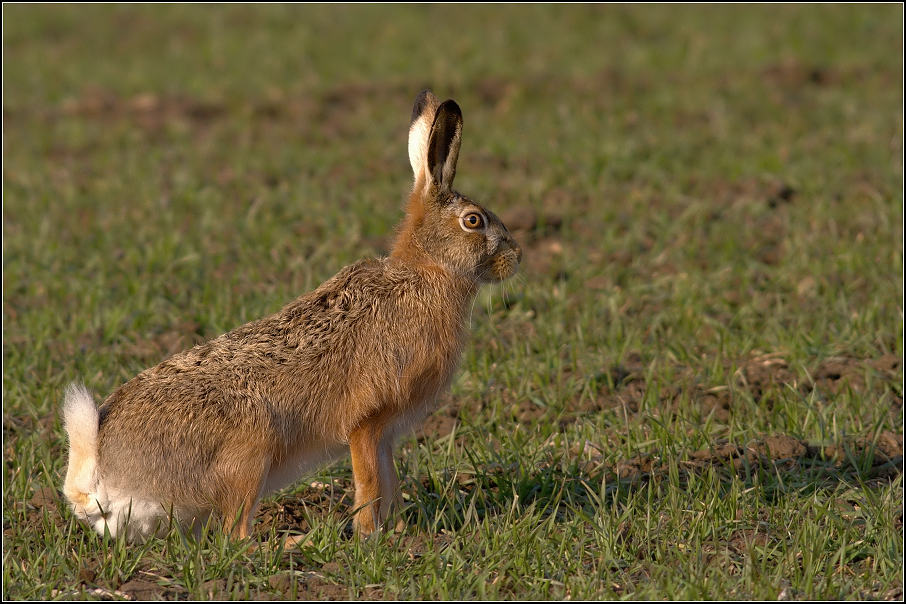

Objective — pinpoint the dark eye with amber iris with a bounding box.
[463,212,485,229]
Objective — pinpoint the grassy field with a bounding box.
[2,4,903,600]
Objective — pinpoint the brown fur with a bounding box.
[64,89,522,539]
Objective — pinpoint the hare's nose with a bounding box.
[508,238,523,264]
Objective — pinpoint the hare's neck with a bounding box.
[390,216,429,266]
[415,262,479,312]
[390,231,478,307]
[388,258,479,329]
[390,187,446,267]
[421,267,479,355]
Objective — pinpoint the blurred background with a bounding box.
[5,4,901,347]
[3,4,902,600]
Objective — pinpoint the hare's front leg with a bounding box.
[349,419,399,535]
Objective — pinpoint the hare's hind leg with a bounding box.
[214,449,271,539]
[349,412,399,535]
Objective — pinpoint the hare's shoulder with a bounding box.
[285,257,399,312]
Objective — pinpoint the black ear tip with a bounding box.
[410,89,434,126]
[438,99,462,119]
[431,100,463,132]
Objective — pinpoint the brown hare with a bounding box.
[62,89,522,541]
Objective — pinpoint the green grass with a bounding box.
[3,4,903,600]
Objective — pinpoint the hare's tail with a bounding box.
[61,383,174,540]
[62,383,103,520]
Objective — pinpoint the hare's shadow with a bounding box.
[399,445,902,533]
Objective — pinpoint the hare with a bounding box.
[62,89,522,541]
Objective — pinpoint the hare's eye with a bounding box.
[462,212,485,230]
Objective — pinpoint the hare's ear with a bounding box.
[408,89,440,186]
[426,100,463,193]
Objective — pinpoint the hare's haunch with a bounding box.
[62,90,522,541]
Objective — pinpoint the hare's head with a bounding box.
[392,90,522,284]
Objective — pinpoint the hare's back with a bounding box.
[93,259,409,487]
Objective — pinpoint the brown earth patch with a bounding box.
[614,453,656,482]
[565,351,903,422]
[2,80,404,138]
[521,237,565,277]
[820,431,903,478]
[29,485,61,512]
[727,528,771,553]
[4,88,262,127]
[473,76,520,115]
[415,382,555,439]
[414,389,489,440]
[255,480,353,538]
[687,176,797,210]
[601,431,903,484]
[581,353,649,415]
[679,178,794,266]
[117,578,168,601]
[48,89,232,134]
[564,354,736,424]
[696,387,733,422]
[806,353,901,397]
[544,430,901,500]
[7,78,503,144]
[199,578,230,599]
[10,485,65,535]
[508,398,548,423]
[677,177,798,267]
[391,532,453,561]
[417,411,460,441]
[77,560,99,585]
[735,352,797,403]
[267,570,349,601]
[760,59,843,88]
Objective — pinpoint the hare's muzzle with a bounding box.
[512,239,523,265]
[491,237,522,281]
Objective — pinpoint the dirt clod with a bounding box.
[736,353,795,402]
[767,183,796,208]
[77,564,98,584]
[416,408,459,440]
[689,441,743,462]
[728,528,770,552]
[29,486,59,510]
[118,579,165,600]
[200,579,227,599]
[605,430,902,487]
[747,435,808,460]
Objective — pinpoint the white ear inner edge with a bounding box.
[409,115,433,182]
